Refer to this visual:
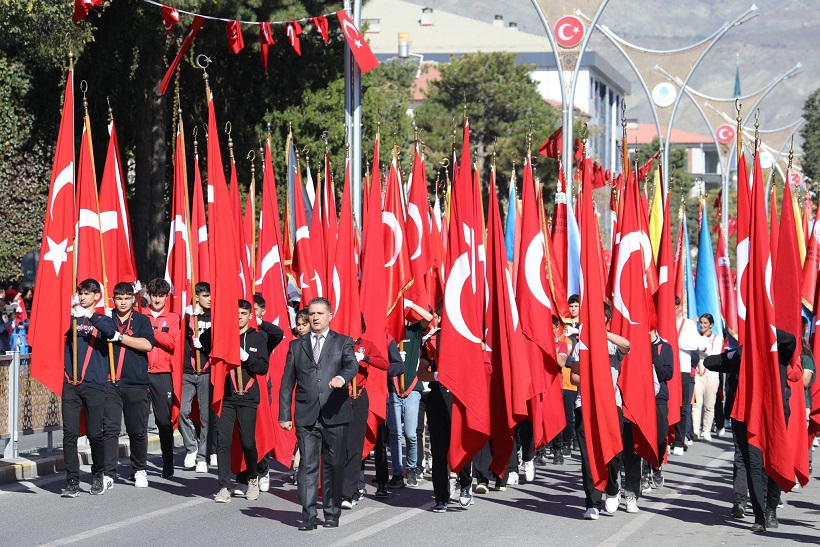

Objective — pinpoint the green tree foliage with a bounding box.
[413,52,560,204]
[801,87,820,185]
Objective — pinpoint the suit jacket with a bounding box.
[279,329,359,426]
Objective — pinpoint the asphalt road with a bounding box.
[2,431,818,546]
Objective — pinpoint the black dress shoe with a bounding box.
[323,520,339,528]
[298,521,317,531]
[731,503,745,519]
[765,509,779,529]
[751,522,766,533]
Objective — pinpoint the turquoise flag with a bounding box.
[695,201,722,335]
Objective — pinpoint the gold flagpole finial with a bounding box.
[196,55,211,92]
[225,121,234,159]
[68,49,74,71]
[192,126,199,156]
[581,122,589,158]
[106,96,114,124]
[80,80,89,117]
[788,135,795,170]
[754,108,760,150]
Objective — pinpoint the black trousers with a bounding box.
[373,420,389,486]
[575,406,621,509]
[472,441,493,484]
[416,391,428,467]
[620,418,643,498]
[103,383,149,478]
[237,455,269,484]
[656,402,669,465]
[732,419,780,523]
[62,382,106,482]
[516,420,535,462]
[148,372,174,469]
[215,402,258,488]
[553,389,578,449]
[297,419,347,523]
[673,372,691,448]
[344,389,369,498]
[426,383,471,503]
[714,373,725,431]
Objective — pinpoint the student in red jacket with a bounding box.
[145,278,181,478]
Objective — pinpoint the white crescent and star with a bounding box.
[556,23,579,42]
[382,211,402,267]
[612,231,648,325]
[50,162,74,221]
[43,236,69,276]
[407,203,423,260]
[523,234,551,309]
[736,238,749,320]
[341,19,363,48]
[444,252,482,343]
[255,244,281,285]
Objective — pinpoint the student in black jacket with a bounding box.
[642,329,675,492]
[103,282,155,490]
[202,299,270,503]
[61,279,117,498]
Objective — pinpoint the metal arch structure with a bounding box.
[531,0,612,198]
[589,5,758,196]
[656,62,802,233]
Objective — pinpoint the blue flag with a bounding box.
[694,202,721,335]
[565,198,581,296]
[504,174,517,263]
[682,211,698,320]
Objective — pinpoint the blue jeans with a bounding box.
[387,391,420,476]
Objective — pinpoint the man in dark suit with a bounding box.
[279,297,359,530]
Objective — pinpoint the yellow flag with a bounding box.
[793,193,806,265]
[648,169,663,261]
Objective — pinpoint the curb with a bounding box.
[0,432,171,484]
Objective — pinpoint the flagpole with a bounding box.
[178,107,200,376]
[247,150,257,284]
[68,51,79,385]
[80,81,117,383]
[195,56,214,373]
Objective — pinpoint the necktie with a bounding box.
[313,333,323,363]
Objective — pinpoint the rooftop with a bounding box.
[629,124,713,145]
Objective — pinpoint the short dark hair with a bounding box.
[295,309,309,323]
[238,299,252,312]
[253,293,266,308]
[195,282,210,295]
[603,302,612,324]
[435,298,444,316]
[552,315,560,327]
[675,296,681,307]
[307,297,332,314]
[146,278,170,296]
[77,278,102,294]
[113,282,134,296]
[568,294,580,305]
[700,313,714,326]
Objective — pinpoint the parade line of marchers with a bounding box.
[22,57,820,536]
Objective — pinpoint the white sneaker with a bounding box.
[693,431,701,441]
[233,486,246,496]
[507,471,519,485]
[702,432,713,442]
[604,493,620,514]
[522,460,535,482]
[685,439,694,447]
[813,437,819,448]
[583,507,600,520]
[625,496,639,513]
[103,476,114,492]
[134,470,148,488]
[195,461,208,473]
[449,478,459,501]
[214,487,230,503]
[259,473,270,493]
[183,451,198,468]
[672,446,684,456]
[210,454,218,467]
[716,428,725,437]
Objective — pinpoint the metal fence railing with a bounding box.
[0,351,61,459]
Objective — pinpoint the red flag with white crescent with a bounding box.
[322,151,338,289]
[99,119,138,290]
[226,21,245,54]
[329,155,362,341]
[229,159,253,302]
[206,91,241,415]
[285,21,303,56]
[312,15,329,44]
[190,149,210,284]
[801,217,820,312]
[159,16,205,95]
[404,143,432,315]
[30,70,76,396]
[259,22,274,70]
[161,5,180,34]
[715,224,738,340]
[291,161,321,305]
[736,148,751,347]
[383,158,413,341]
[335,10,379,73]
[75,116,107,306]
[72,0,101,23]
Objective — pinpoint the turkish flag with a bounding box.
[486,165,531,476]
[159,16,204,95]
[291,156,321,305]
[578,156,623,490]
[336,10,379,73]
[190,149,210,284]
[285,21,303,56]
[255,135,297,467]
[312,15,329,44]
[322,152,338,290]
[30,70,75,396]
[226,21,245,54]
[733,146,794,491]
[259,22,274,70]
[515,154,564,447]
[306,167,327,297]
[164,123,190,427]
[329,156,362,342]
[404,144,432,315]
[775,176,809,487]
[538,127,562,158]
[360,135,389,456]
[99,119,138,290]
[72,0,101,23]
[654,189,681,435]
[802,217,820,312]
[715,224,738,340]
[438,126,490,472]
[611,172,658,468]
[735,149,751,347]
[551,165,568,285]
[228,160,253,302]
[206,91,241,415]
[770,189,780,264]
[383,159,413,341]
[161,5,180,34]
[75,116,106,304]
[243,179,256,289]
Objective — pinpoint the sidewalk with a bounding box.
[0,431,176,483]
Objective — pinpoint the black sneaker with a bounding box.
[534,452,549,466]
[406,468,418,487]
[162,463,174,479]
[731,503,746,519]
[61,480,81,498]
[552,452,564,465]
[652,467,664,489]
[458,485,473,508]
[433,500,447,513]
[765,508,778,529]
[562,445,571,456]
[90,474,106,495]
[375,484,389,497]
[352,489,364,503]
[387,475,405,489]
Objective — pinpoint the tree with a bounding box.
[413,52,560,203]
[801,87,820,185]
